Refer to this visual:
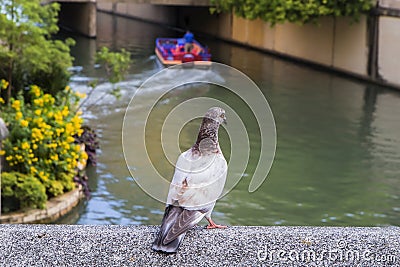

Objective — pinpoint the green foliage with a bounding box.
[78,47,132,110]
[95,47,131,84]
[0,0,75,101]
[0,85,88,210]
[210,0,373,25]
[1,172,47,212]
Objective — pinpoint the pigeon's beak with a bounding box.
[223,117,227,125]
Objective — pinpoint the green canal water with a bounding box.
[58,12,400,226]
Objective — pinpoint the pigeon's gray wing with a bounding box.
[152,205,207,253]
[163,207,206,244]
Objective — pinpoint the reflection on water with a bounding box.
[57,12,400,226]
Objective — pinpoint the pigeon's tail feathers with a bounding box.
[152,231,186,253]
[152,205,205,253]
[152,205,184,253]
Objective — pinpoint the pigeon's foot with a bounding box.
[206,218,227,229]
[206,224,227,229]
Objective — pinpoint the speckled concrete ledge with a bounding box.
[0,225,398,266]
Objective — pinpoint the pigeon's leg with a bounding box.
[205,217,227,229]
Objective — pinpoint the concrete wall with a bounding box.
[58,2,97,37]
[378,16,400,85]
[97,2,178,25]
[229,16,369,77]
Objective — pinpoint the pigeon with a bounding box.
[152,107,228,253]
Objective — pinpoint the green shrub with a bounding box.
[0,84,87,208]
[0,0,75,102]
[210,0,373,26]
[1,172,47,212]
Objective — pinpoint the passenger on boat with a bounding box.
[183,31,194,53]
[175,39,185,53]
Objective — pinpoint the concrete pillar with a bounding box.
[58,1,97,38]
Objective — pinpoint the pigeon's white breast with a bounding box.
[166,149,227,210]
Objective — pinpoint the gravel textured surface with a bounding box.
[0,225,399,266]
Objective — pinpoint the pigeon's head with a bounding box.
[204,107,227,126]
[194,107,226,151]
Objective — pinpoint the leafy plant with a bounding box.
[0,0,75,102]
[1,172,47,212]
[0,85,88,208]
[77,47,132,110]
[210,0,373,26]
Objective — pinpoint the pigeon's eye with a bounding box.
[220,114,225,118]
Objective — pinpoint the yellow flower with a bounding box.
[15,111,23,120]
[32,128,44,141]
[71,115,83,128]
[74,145,81,152]
[63,143,70,150]
[81,151,88,160]
[5,155,12,161]
[55,128,64,137]
[11,100,21,110]
[75,92,86,99]
[21,142,30,150]
[43,94,55,105]
[20,120,29,127]
[61,106,69,117]
[1,79,9,90]
[66,136,75,143]
[44,130,53,137]
[65,85,71,92]
[50,154,59,161]
[65,123,74,135]
[54,111,63,123]
[32,144,38,150]
[0,97,4,104]
[76,128,83,136]
[31,85,41,97]
[47,143,57,149]
[34,109,42,116]
[33,98,44,107]
[39,171,49,182]
[33,117,43,125]
[30,166,37,174]
[47,111,54,118]
[0,150,5,156]
[71,160,77,168]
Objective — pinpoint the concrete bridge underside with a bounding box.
[49,0,211,37]
[47,0,97,37]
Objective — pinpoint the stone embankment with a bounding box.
[0,187,83,224]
